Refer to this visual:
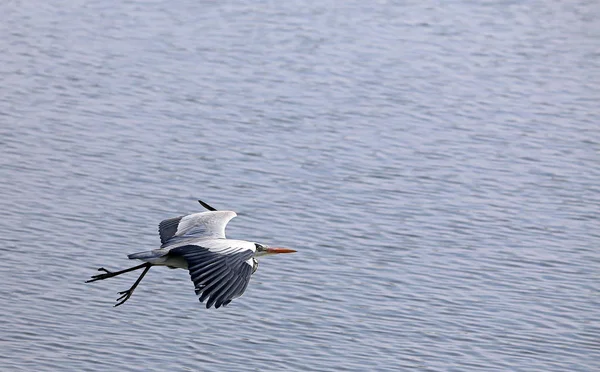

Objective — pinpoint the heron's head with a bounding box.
[254,243,296,257]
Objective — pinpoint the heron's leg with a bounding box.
[114,264,152,307]
[86,262,150,283]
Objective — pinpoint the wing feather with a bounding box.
[212,278,237,309]
[168,242,255,309]
[214,264,252,308]
[158,211,237,247]
[191,262,226,283]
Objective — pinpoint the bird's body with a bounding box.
[87,201,296,309]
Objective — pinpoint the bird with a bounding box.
[86,200,296,309]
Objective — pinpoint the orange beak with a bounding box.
[265,247,297,254]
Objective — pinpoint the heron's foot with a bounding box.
[115,288,133,307]
[86,267,115,283]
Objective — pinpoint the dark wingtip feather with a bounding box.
[171,244,254,310]
[198,199,217,211]
[158,216,183,245]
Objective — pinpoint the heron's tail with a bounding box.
[128,250,163,260]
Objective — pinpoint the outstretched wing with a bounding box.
[168,240,256,309]
[158,211,236,247]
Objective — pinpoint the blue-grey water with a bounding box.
[1,0,599,371]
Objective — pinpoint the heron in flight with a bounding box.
[86,200,296,309]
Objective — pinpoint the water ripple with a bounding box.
[1,0,599,371]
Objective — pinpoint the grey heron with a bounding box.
[86,200,296,308]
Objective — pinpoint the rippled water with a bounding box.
[1,0,599,371]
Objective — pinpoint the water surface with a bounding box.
[1,0,599,371]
